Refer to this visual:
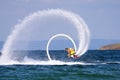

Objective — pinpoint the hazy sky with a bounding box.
[0,0,120,41]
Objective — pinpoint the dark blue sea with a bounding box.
[0,50,120,80]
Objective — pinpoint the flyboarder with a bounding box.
[65,48,79,58]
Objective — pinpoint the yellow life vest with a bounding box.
[69,48,75,55]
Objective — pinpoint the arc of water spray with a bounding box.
[46,34,77,61]
[1,9,90,61]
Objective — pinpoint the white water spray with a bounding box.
[1,9,90,63]
[46,34,77,61]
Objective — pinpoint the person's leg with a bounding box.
[71,55,74,58]
[74,55,79,58]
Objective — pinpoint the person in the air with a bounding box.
[65,48,79,58]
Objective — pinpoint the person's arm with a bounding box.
[68,50,71,57]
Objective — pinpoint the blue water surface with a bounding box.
[0,50,120,80]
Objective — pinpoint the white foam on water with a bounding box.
[0,58,94,66]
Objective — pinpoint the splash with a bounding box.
[46,34,77,61]
[0,9,90,64]
[0,60,95,66]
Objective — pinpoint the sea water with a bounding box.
[0,50,120,80]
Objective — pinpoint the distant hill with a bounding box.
[99,43,120,50]
[89,39,120,50]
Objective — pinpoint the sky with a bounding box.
[0,0,120,41]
